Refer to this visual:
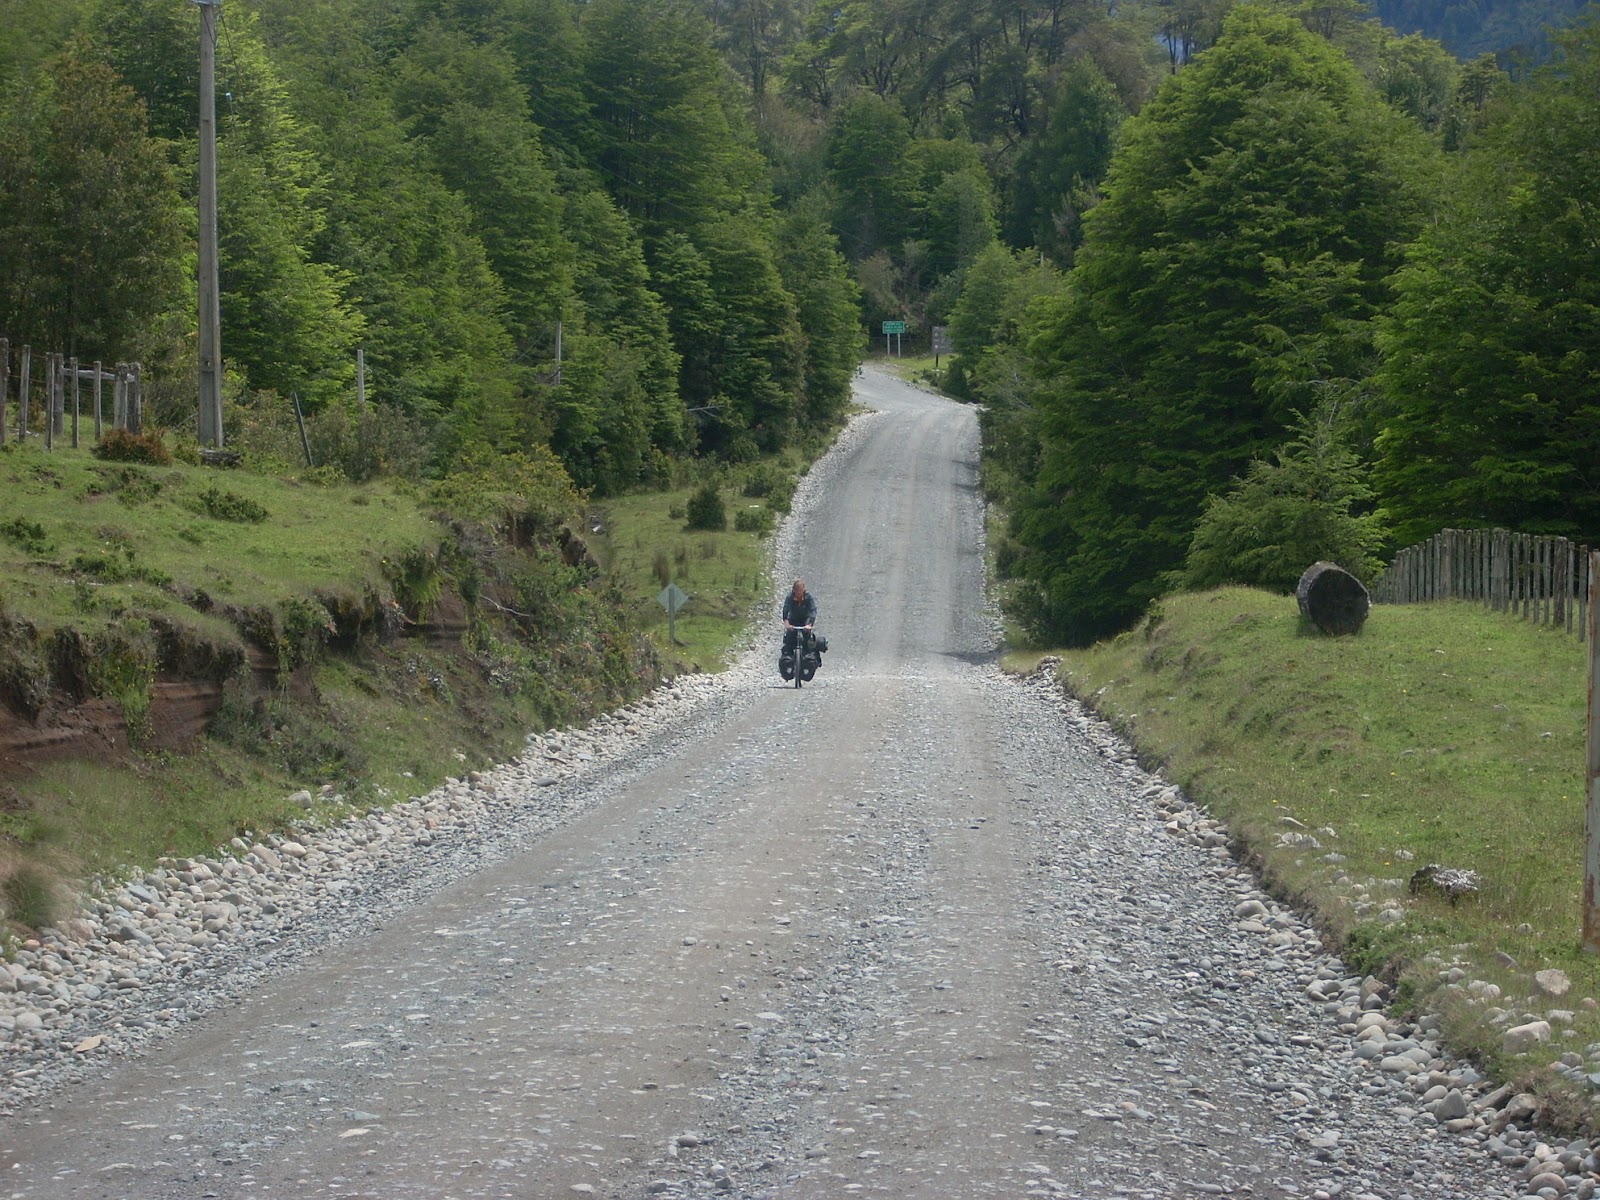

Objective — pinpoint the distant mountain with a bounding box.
[1370,0,1592,59]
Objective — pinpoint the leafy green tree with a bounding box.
[211,14,362,406]
[1006,56,1125,262]
[774,202,863,429]
[86,0,362,406]
[922,167,997,276]
[578,0,763,238]
[85,0,195,145]
[1373,17,1600,544]
[825,92,922,260]
[695,0,807,98]
[563,188,683,449]
[0,0,85,84]
[312,92,520,440]
[217,148,361,406]
[390,23,574,349]
[498,0,592,162]
[950,246,1065,493]
[697,215,805,453]
[1016,5,1433,644]
[782,0,939,108]
[0,45,186,358]
[1175,402,1388,592]
[947,242,1029,358]
[648,230,723,428]
[556,187,689,488]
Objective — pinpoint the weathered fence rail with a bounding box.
[1371,527,1594,641]
[0,336,141,446]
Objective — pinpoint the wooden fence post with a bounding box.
[70,356,80,449]
[1540,535,1548,624]
[1520,534,1530,618]
[129,363,142,434]
[54,353,66,439]
[1479,530,1487,607]
[17,345,29,441]
[1556,539,1566,631]
[1583,547,1592,644]
[1585,548,1600,952]
[44,353,55,450]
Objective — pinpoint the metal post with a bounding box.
[0,337,8,445]
[196,0,225,448]
[357,347,366,411]
[1585,549,1600,952]
[93,360,103,441]
[70,356,80,448]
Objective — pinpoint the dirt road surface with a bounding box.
[1,369,1518,1199]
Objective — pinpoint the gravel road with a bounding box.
[0,369,1549,1199]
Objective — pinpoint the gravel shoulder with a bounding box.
[0,369,1559,1200]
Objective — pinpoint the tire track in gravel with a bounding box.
[1,368,1526,1200]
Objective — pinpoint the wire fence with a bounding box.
[0,336,144,449]
[1371,527,1593,641]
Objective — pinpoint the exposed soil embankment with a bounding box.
[0,681,219,774]
[0,520,656,797]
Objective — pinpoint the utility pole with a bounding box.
[196,0,224,448]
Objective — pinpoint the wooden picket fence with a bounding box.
[0,336,143,449]
[1371,527,1593,641]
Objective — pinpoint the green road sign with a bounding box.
[881,320,907,335]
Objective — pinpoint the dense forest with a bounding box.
[2,0,1597,647]
[1370,0,1589,60]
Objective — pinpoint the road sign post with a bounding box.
[882,320,906,358]
[657,582,689,646]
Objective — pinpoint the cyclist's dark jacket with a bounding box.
[782,592,817,626]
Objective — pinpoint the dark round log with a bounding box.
[1296,561,1370,635]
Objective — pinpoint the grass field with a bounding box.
[1033,586,1600,1104]
[592,439,841,673]
[0,442,435,637]
[593,486,771,674]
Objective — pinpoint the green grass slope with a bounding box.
[0,442,656,929]
[0,437,812,942]
[1038,587,1600,1120]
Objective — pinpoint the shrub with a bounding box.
[0,517,52,555]
[196,486,268,523]
[88,465,164,505]
[685,483,726,531]
[734,507,774,536]
[92,428,171,465]
[994,534,1021,579]
[1173,406,1388,594]
[386,548,443,621]
[741,464,796,513]
[277,596,335,673]
[0,856,73,934]
[85,622,157,744]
